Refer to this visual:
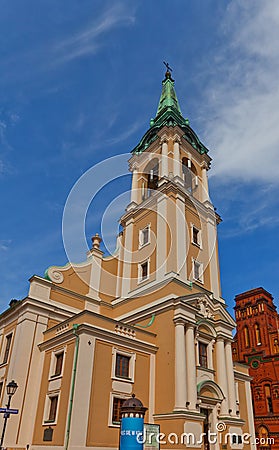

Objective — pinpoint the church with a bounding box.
[233,287,279,450]
[0,69,255,449]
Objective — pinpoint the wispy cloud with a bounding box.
[53,3,136,63]
[202,0,279,184]
[0,240,12,252]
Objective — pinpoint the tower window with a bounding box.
[115,354,130,379]
[264,385,273,413]
[139,260,149,282]
[144,159,159,197]
[139,226,150,247]
[193,260,203,283]
[192,225,201,247]
[244,326,250,348]
[199,342,208,368]
[182,157,197,194]
[255,324,261,346]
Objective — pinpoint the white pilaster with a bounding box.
[216,337,229,416]
[225,340,237,416]
[121,219,134,297]
[206,217,221,300]
[201,165,209,203]
[156,195,167,280]
[185,323,197,410]
[68,334,95,447]
[131,167,138,204]
[149,354,156,423]
[174,321,187,410]
[176,194,187,281]
[208,340,214,370]
[87,248,103,300]
[173,139,181,178]
[160,139,168,178]
[245,380,256,450]
[5,314,48,447]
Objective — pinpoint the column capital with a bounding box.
[160,135,170,144]
[174,318,185,327]
[173,135,181,144]
[185,322,195,331]
[201,161,209,170]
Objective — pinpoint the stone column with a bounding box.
[225,340,237,416]
[174,320,187,410]
[131,166,138,204]
[216,337,229,416]
[173,139,181,178]
[160,139,168,178]
[186,323,197,410]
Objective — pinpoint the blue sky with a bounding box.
[1,0,279,316]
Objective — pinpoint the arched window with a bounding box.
[144,159,159,196]
[264,385,273,413]
[182,158,197,193]
[258,425,269,447]
[255,323,261,345]
[244,326,250,348]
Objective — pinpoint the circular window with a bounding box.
[251,360,260,369]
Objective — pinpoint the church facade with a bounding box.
[0,70,255,450]
[232,287,279,450]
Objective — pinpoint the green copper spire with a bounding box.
[156,70,182,117]
[131,67,209,155]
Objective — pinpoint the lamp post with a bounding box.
[0,380,18,449]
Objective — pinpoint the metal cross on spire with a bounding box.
[163,61,172,72]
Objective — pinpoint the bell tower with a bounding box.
[118,68,222,302]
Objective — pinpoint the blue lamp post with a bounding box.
[120,394,147,450]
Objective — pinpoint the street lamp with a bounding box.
[0,380,18,449]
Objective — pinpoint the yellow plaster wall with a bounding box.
[32,341,75,446]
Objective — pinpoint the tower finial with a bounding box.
[163,61,173,81]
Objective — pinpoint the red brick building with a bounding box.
[232,288,279,449]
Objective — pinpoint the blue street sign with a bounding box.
[0,408,18,414]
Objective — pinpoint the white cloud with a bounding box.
[203,0,279,184]
[53,3,136,63]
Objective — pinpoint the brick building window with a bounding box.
[255,323,261,346]
[244,326,250,348]
[264,385,273,413]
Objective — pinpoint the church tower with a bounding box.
[118,68,222,302]
[0,69,256,450]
